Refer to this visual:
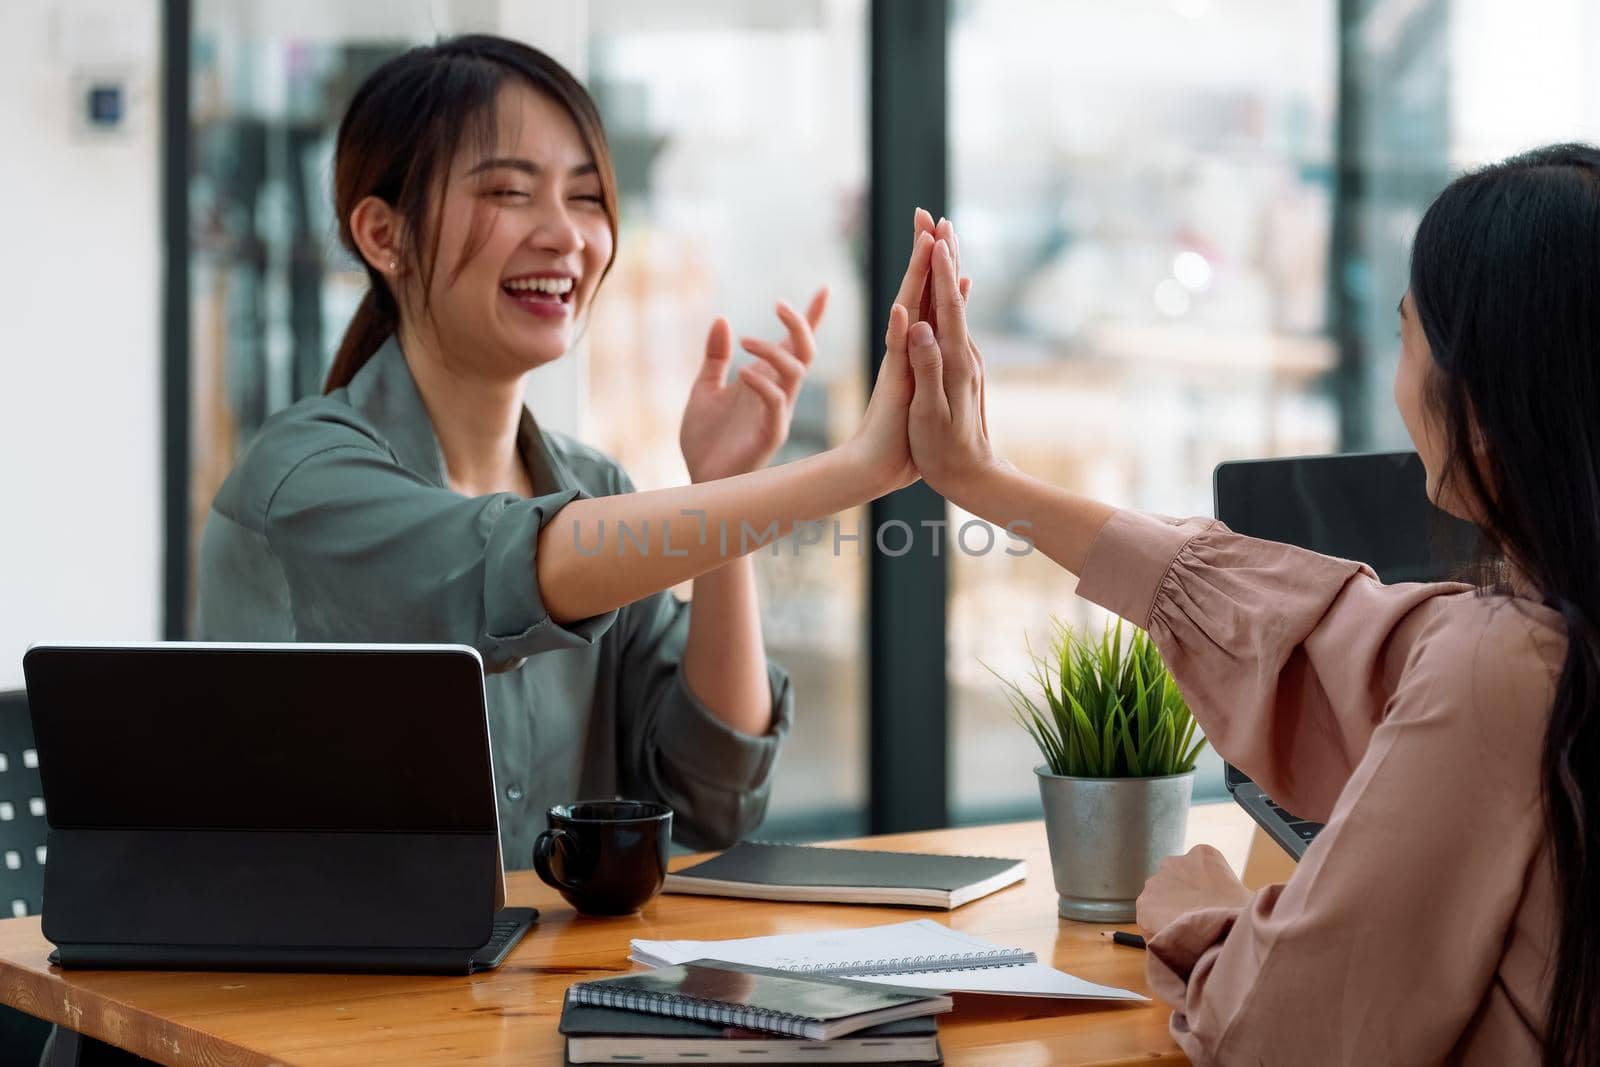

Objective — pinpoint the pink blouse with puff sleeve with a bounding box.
[1075,510,1565,1066]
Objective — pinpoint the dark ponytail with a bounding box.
[323,35,619,393]
[1410,143,1600,1067]
[327,288,399,393]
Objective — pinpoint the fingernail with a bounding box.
[935,239,950,257]
[911,322,935,345]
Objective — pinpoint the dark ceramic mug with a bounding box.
[532,800,672,916]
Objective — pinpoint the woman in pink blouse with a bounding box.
[887,146,1600,1065]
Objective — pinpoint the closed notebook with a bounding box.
[563,959,953,1041]
[560,1003,942,1064]
[664,842,1025,908]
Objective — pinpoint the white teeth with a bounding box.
[504,276,574,295]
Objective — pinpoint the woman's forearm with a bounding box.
[537,445,882,623]
[952,465,1120,576]
[682,557,772,736]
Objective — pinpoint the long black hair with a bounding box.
[1410,143,1600,1067]
[324,35,619,392]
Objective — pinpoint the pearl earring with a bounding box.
[388,260,397,271]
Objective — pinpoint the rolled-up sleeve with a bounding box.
[613,588,793,850]
[264,444,617,671]
[1076,509,1464,819]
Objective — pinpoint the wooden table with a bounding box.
[0,803,1261,1066]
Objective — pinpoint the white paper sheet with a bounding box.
[630,918,1146,1002]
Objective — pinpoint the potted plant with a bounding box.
[997,618,1209,922]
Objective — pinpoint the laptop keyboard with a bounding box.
[1263,796,1326,842]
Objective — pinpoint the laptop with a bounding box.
[1212,451,1479,858]
[21,642,536,973]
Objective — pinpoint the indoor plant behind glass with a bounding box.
[998,618,1209,922]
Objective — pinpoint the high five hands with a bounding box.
[682,208,1002,502]
[900,209,1003,499]
[855,208,1003,500]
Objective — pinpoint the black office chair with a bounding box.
[0,691,150,1067]
[0,690,50,1067]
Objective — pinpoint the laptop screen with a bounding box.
[1212,451,1479,585]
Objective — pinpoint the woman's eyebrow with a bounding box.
[467,157,598,178]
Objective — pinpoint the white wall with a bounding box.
[0,0,163,688]
[1450,0,1600,165]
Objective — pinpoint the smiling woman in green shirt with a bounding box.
[194,35,942,863]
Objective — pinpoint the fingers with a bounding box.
[962,277,981,403]
[878,301,911,397]
[931,239,966,337]
[935,217,959,277]
[740,336,807,397]
[774,299,817,367]
[736,363,788,420]
[931,240,981,430]
[803,287,829,333]
[893,231,935,314]
[972,335,989,439]
[921,216,956,326]
[698,317,734,387]
[907,318,951,423]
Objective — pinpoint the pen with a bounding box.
[1111,931,1146,950]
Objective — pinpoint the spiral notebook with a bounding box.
[664,842,1025,908]
[560,1003,942,1064]
[632,919,1145,1001]
[564,959,952,1041]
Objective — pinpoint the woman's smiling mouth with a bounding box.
[502,273,576,318]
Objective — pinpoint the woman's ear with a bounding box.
[348,196,406,280]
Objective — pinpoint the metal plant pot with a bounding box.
[1036,765,1194,923]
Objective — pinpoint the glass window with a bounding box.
[947,0,1339,819]
[583,0,870,837]
[188,1,512,618]
[188,1,868,838]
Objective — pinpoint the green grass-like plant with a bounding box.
[996,618,1208,779]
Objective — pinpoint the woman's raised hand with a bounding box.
[679,288,828,483]
[900,224,1002,500]
[845,223,937,496]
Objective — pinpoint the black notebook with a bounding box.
[564,960,952,1041]
[560,1003,942,1064]
[664,842,1026,908]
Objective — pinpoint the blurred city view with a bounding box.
[182,0,1600,836]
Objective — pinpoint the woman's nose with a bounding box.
[528,200,584,256]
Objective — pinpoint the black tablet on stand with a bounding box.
[22,642,535,974]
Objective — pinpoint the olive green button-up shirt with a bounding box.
[194,337,793,865]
